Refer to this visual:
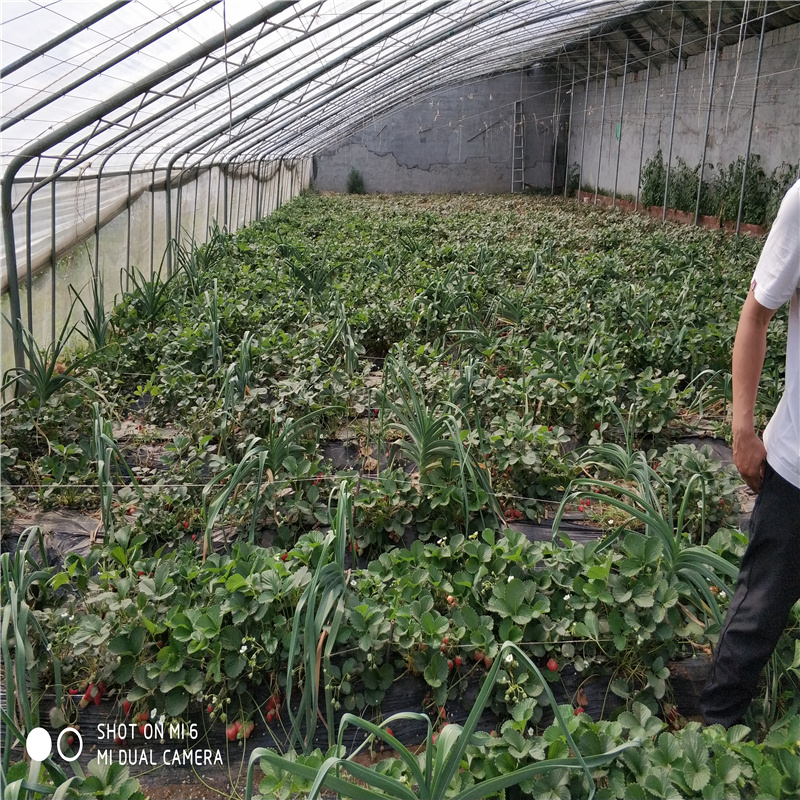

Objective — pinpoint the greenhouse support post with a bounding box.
[551,66,562,194]
[228,163,237,232]
[253,161,259,222]
[737,3,767,234]
[216,161,223,227]
[175,165,184,247]
[150,166,157,278]
[254,160,261,221]
[247,161,256,224]
[256,160,264,221]
[634,28,653,212]
[236,162,243,227]
[267,160,276,216]
[2,181,22,367]
[240,162,249,227]
[207,157,217,235]
[267,159,277,216]
[262,157,272,218]
[126,169,133,285]
[51,176,57,340]
[253,159,260,221]
[236,162,245,228]
[695,3,723,226]
[258,156,270,219]
[95,170,103,281]
[612,39,630,206]
[223,166,229,234]
[25,192,33,334]
[662,16,685,222]
[276,160,283,210]
[593,49,609,205]
[237,162,245,227]
[51,163,61,341]
[563,64,575,199]
[236,163,243,228]
[175,155,193,246]
[268,161,276,212]
[255,157,263,219]
[577,45,590,201]
[191,166,199,244]
[254,158,261,220]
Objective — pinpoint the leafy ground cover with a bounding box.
[2,193,799,799]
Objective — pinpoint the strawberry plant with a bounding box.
[247,642,642,800]
[5,191,795,798]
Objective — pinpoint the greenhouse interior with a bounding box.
[1,0,800,798]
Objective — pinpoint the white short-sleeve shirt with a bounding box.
[751,178,800,489]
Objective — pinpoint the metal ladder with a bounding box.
[511,100,525,193]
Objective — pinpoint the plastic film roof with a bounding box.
[2,0,648,178]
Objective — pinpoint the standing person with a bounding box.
[700,179,800,729]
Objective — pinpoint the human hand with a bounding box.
[733,427,767,493]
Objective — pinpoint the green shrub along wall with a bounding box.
[637,151,798,226]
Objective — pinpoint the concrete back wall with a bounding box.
[314,21,797,197]
[567,21,800,199]
[314,69,559,194]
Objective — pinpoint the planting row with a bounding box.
[2,193,799,799]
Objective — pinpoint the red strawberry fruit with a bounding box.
[547,658,559,672]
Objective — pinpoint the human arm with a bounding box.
[731,289,777,493]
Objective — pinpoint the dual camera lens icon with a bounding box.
[26,727,83,762]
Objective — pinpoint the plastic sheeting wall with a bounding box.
[1,158,311,372]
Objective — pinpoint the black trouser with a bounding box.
[700,462,800,728]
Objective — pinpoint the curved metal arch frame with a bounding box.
[2,1,296,367]
[6,0,783,368]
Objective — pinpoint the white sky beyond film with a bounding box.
[1,0,639,175]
